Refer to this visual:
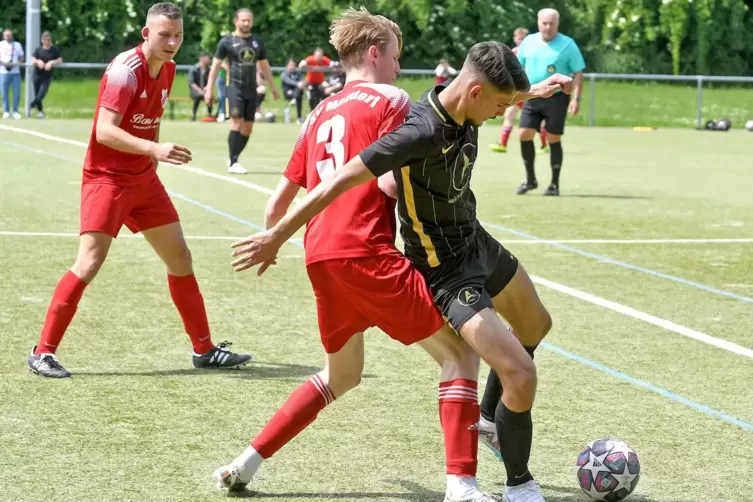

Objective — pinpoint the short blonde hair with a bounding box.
[329,7,402,71]
[513,27,529,38]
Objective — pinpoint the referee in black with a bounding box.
[205,8,279,174]
[515,8,585,196]
[230,42,572,502]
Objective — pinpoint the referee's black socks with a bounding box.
[550,141,563,186]
[521,140,536,185]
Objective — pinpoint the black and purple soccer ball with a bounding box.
[576,438,640,501]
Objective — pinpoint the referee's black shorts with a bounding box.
[226,86,257,122]
[520,91,571,135]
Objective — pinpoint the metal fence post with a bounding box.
[695,76,703,129]
[589,74,596,127]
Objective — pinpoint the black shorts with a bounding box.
[520,91,570,135]
[420,225,519,333]
[226,86,257,122]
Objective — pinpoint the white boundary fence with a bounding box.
[8,62,753,128]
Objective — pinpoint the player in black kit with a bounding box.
[205,8,279,174]
[230,42,573,502]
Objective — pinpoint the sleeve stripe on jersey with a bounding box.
[104,64,138,94]
[400,165,440,267]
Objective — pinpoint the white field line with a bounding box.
[3,124,752,359]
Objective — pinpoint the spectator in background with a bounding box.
[216,61,227,122]
[323,60,345,96]
[281,58,304,123]
[515,8,585,196]
[29,31,62,118]
[299,47,330,110]
[0,28,25,120]
[434,58,456,85]
[188,52,212,121]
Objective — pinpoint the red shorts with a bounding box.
[80,177,179,237]
[306,253,445,354]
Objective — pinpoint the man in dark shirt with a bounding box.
[204,8,279,174]
[188,52,211,121]
[280,59,304,123]
[230,42,572,502]
[323,61,345,97]
[30,31,62,118]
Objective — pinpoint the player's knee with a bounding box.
[519,128,536,141]
[170,245,193,273]
[497,355,537,403]
[326,370,362,397]
[72,252,106,282]
[440,344,480,381]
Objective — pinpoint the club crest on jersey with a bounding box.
[547,64,556,73]
[448,143,476,203]
[457,287,481,307]
[161,88,168,108]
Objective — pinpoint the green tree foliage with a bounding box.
[4,0,752,75]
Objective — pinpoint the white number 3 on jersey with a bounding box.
[315,114,346,180]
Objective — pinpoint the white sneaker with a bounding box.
[2,112,9,119]
[228,162,248,174]
[503,481,545,502]
[217,112,225,122]
[477,416,502,461]
[12,112,22,120]
[214,464,252,492]
[36,111,45,119]
[445,491,502,502]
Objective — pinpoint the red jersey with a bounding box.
[83,45,176,186]
[284,80,411,265]
[304,55,332,85]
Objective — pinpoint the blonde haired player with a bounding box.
[214,8,499,501]
[489,27,548,154]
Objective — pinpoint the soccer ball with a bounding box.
[745,120,753,132]
[576,438,640,501]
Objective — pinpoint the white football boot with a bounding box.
[477,416,502,461]
[213,463,253,492]
[503,480,546,502]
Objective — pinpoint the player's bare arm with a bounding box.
[377,171,398,199]
[231,155,376,274]
[96,107,192,165]
[512,73,573,104]
[568,71,583,115]
[204,57,223,105]
[257,59,280,100]
[264,177,301,229]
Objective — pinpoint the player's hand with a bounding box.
[272,88,281,100]
[230,231,283,275]
[151,143,192,165]
[44,61,54,71]
[203,88,213,106]
[537,74,573,98]
[568,98,580,116]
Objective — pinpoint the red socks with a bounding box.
[35,271,88,355]
[168,274,215,354]
[540,126,548,148]
[251,374,334,459]
[500,126,513,147]
[439,379,480,477]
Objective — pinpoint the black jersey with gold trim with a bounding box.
[214,34,267,96]
[360,85,480,270]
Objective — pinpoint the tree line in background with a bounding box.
[2,0,752,76]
